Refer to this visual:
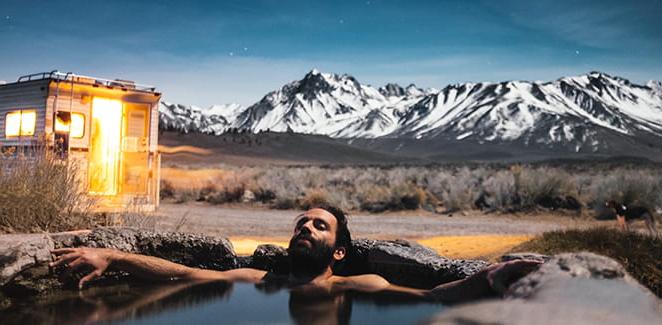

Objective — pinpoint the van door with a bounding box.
[88,98,122,195]
[120,102,150,194]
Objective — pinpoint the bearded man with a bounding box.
[51,205,540,303]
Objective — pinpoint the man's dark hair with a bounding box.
[316,204,352,251]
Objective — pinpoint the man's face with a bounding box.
[287,208,345,274]
[290,208,338,251]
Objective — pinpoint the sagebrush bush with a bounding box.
[0,147,94,232]
[159,180,176,199]
[589,170,662,218]
[441,168,480,212]
[513,166,578,210]
[160,164,662,215]
[481,170,517,211]
[299,189,331,210]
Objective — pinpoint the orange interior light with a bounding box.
[5,110,36,137]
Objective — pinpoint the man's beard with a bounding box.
[287,233,335,278]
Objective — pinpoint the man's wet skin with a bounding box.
[50,206,542,304]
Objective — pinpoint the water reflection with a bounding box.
[2,280,443,325]
[289,289,352,325]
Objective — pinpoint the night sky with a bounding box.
[1,0,661,107]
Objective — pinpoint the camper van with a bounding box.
[0,71,161,211]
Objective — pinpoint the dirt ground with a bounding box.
[148,203,614,259]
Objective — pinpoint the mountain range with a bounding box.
[159,70,662,160]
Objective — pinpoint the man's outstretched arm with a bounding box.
[338,259,542,304]
[50,247,266,289]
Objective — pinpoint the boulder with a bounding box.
[343,239,489,288]
[500,252,550,263]
[50,228,238,270]
[0,234,53,286]
[1,227,238,304]
[427,252,662,325]
[242,244,289,274]
[135,230,237,270]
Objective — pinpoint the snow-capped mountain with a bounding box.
[159,70,662,154]
[159,102,243,134]
[233,69,432,138]
[391,72,662,152]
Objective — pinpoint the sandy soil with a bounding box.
[149,203,610,259]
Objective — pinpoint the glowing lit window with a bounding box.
[71,113,85,138]
[5,110,36,137]
[55,112,85,138]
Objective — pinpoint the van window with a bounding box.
[55,111,85,138]
[5,110,36,137]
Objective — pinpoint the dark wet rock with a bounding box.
[50,230,91,249]
[135,231,237,270]
[343,239,489,288]
[500,252,550,263]
[2,264,60,296]
[0,234,54,286]
[427,252,662,325]
[244,244,289,274]
[2,229,488,304]
[1,228,239,308]
[54,228,238,270]
[79,227,143,251]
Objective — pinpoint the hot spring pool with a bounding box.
[3,281,446,324]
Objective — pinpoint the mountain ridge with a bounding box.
[159,70,662,156]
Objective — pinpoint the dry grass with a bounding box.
[160,164,662,216]
[511,228,662,297]
[0,146,96,233]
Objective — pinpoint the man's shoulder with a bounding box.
[331,274,390,292]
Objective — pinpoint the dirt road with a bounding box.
[154,203,598,239]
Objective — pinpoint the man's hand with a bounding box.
[50,247,118,289]
[484,259,542,295]
[428,259,542,303]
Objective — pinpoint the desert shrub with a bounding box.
[175,189,200,203]
[271,197,297,210]
[207,184,245,204]
[441,168,480,212]
[480,170,517,211]
[511,228,661,297]
[324,190,356,211]
[252,188,276,203]
[0,146,94,233]
[357,184,392,212]
[390,183,426,210]
[159,180,176,199]
[254,168,302,202]
[589,170,662,218]
[197,182,219,201]
[298,189,331,210]
[159,164,661,215]
[513,166,579,210]
[422,169,451,201]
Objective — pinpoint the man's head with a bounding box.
[287,205,352,276]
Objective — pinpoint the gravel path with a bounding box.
[153,203,603,239]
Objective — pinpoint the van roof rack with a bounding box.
[17,70,156,92]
